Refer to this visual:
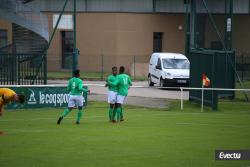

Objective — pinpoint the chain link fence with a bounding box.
[47,54,150,80]
[236,51,250,81]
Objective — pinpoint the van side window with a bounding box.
[157,58,162,69]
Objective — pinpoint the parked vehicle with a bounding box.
[148,53,190,87]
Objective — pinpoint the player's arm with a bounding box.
[108,78,119,87]
[1,95,10,104]
[79,81,88,93]
[0,93,4,101]
[1,94,5,101]
[105,78,109,87]
[106,76,115,87]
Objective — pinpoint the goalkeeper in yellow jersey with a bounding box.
[0,88,25,117]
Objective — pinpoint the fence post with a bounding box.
[241,53,244,81]
[44,53,47,84]
[133,55,136,80]
[180,87,184,110]
[101,54,104,80]
[17,55,20,85]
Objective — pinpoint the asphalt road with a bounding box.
[48,80,188,108]
[48,80,189,100]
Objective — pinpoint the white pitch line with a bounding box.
[176,122,210,126]
[0,113,176,122]
[0,111,243,122]
[176,122,248,128]
[1,111,249,126]
[4,129,49,133]
[3,122,248,135]
[0,115,105,122]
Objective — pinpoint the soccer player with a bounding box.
[109,66,132,122]
[0,88,25,117]
[0,88,25,135]
[105,66,118,122]
[57,69,88,125]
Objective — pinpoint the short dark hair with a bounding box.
[112,66,117,71]
[73,69,80,77]
[18,94,25,104]
[119,66,125,73]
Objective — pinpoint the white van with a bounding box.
[148,53,190,87]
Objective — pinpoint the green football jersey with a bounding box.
[111,74,132,96]
[67,77,87,95]
[106,75,118,92]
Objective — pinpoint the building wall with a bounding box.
[0,18,12,45]
[204,15,225,49]
[2,12,250,75]
[233,15,250,53]
[198,14,250,54]
[46,13,185,73]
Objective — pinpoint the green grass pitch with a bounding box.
[0,101,250,167]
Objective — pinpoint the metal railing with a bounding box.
[46,54,150,80]
[236,52,250,81]
[0,53,46,85]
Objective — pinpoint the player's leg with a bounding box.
[117,95,126,122]
[115,103,122,122]
[120,98,127,121]
[107,91,115,122]
[120,107,124,121]
[0,100,4,117]
[109,91,118,122]
[112,103,117,122]
[0,104,3,117]
[0,104,5,135]
[111,92,118,123]
[109,103,115,122]
[57,107,73,124]
[57,95,75,124]
[76,106,83,124]
[76,95,84,124]
[116,95,126,122]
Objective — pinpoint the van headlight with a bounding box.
[164,72,173,79]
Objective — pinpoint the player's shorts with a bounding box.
[117,95,127,104]
[107,91,118,104]
[68,95,85,108]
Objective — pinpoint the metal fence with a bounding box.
[0,53,46,85]
[236,51,250,81]
[47,54,150,80]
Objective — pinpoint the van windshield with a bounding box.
[162,59,190,69]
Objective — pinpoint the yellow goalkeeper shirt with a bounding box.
[0,88,16,107]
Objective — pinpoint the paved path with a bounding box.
[48,80,189,108]
[48,80,189,100]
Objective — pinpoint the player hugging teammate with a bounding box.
[106,66,132,123]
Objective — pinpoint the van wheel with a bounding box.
[160,78,166,87]
[148,75,154,86]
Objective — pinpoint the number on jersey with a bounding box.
[123,78,128,85]
[72,82,76,89]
